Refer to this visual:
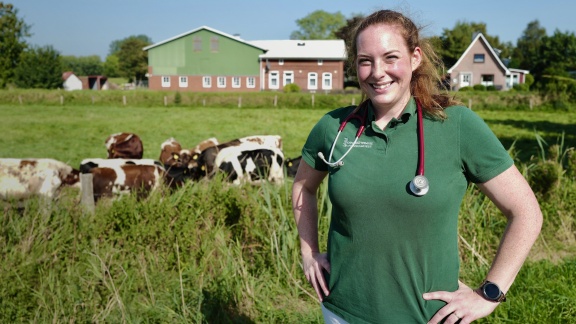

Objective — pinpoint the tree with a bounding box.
[0,2,31,88]
[290,10,346,40]
[103,54,120,78]
[61,55,103,76]
[334,14,364,87]
[108,34,151,56]
[512,20,547,70]
[115,35,151,83]
[13,45,62,89]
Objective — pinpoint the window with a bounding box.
[317,59,323,66]
[232,77,241,88]
[322,72,332,90]
[279,59,284,66]
[210,36,219,52]
[179,76,188,88]
[161,76,170,88]
[217,76,226,88]
[203,76,212,88]
[473,54,485,63]
[283,71,293,86]
[481,74,494,86]
[308,72,318,90]
[193,36,202,52]
[247,77,256,88]
[269,71,279,89]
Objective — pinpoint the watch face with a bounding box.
[484,282,500,299]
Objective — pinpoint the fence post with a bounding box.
[18,95,23,105]
[123,95,127,106]
[311,94,315,107]
[164,96,168,106]
[91,96,95,105]
[238,96,242,108]
[80,173,95,214]
[274,95,277,107]
[202,99,206,107]
[352,97,356,106]
[60,95,64,105]
[468,98,472,110]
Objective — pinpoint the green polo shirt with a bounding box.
[301,98,513,323]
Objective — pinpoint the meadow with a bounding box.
[0,96,575,323]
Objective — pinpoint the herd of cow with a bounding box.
[0,132,302,203]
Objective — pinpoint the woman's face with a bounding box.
[356,23,421,111]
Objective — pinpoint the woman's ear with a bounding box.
[412,47,423,71]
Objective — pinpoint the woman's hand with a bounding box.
[302,251,331,302]
[422,280,499,324]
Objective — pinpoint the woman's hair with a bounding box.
[348,10,458,119]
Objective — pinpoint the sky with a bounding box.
[14,0,576,60]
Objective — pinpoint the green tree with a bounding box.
[334,14,364,86]
[116,35,151,83]
[0,2,30,88]
[103,54,120,78]
[512,20,547,70]
[13,45,62,89]
[61,55,103,76]
[290,10,346,40]
[108,34,151,56]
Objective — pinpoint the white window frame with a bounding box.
[269,71,279,89]
[161,76,170,88]
[279,59,284,66]
[179,76,188,88]
[202,76,212,88]
[473,54,485,63]
[217,76,226,88]
[322,72,332,90]
[232,76,241,88]
[247,77,256,88]
[283,71,294,86]
[308,72,318,90]
[317,59,323,66]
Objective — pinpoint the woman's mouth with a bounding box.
[371,82,393,90]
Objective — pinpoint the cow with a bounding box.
[214,145,285,185]
[284,155,302,178]
[0,158,80,200]
[105,132,144,159]
[90,164,164,202]
[80,158,162,174]
[237,135,282,150]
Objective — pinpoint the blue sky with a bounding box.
[15,0,575,59]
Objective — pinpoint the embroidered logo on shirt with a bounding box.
[342,137,374,148]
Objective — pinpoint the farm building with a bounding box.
[447,33,529,91]
[62,72,109,91]
[143,26,347,92]
[62,72,82,91]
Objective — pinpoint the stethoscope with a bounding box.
[317,100,429,196]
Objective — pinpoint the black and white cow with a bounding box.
[214,144,285,185]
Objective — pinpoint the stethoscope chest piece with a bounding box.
[410,175,429,196]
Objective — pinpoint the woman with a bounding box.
[292,9,542,323]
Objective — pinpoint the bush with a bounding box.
[486,85,497,91]
[458,86,472,92]
[283,83,300,93]
[513,83,530,91]
[473,84,487,91]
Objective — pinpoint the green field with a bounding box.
[1,102,575,322]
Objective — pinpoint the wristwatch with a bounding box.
[479,280,506,302]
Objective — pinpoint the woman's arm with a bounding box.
[424,165,543,323]
[292,160,330,302]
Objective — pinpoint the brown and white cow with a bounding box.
[105,132,144,159]
[0,158,80,200]
[90,164,164,202]
[79,158,162,174]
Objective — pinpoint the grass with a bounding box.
[0,102,575,322]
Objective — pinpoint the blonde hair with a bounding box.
[348,10,458,119]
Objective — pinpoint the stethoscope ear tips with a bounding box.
[410,175,429,196]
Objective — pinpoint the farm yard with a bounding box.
[1,90,575,323]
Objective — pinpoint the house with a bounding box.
[143,26,348,92]
[143,26,267,92]
[249,39,347,92]
[62,71,82,91]
[447,33,529,91]
[80,75,109,90]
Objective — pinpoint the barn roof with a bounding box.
[143,25,266,52]
[249,39,347,60]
